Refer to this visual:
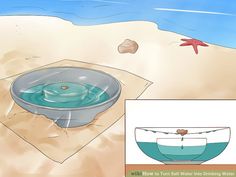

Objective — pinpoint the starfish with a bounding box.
[180,38,209,54]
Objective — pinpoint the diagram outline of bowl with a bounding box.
[10,66,121,128]
[135,127,230,164]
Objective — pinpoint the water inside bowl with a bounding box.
[20,82,110,108]
[137,141,228,163]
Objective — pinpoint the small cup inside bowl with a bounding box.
[157,138,207,161]
[43,82,88,103]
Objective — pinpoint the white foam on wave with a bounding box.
[154,7,235,16]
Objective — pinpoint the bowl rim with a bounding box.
[10,66,121,111]
[134,127,231,136]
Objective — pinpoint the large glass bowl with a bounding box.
[11,67,121,128]
[135,127,230,164]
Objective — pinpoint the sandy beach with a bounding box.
[1,16,236,176]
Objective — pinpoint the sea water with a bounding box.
[1,0,236,48]
[137,142,228,163]
[20,82,110,108]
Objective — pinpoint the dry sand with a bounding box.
[0,16,236,176]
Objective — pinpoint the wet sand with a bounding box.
[1,16,236,176]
